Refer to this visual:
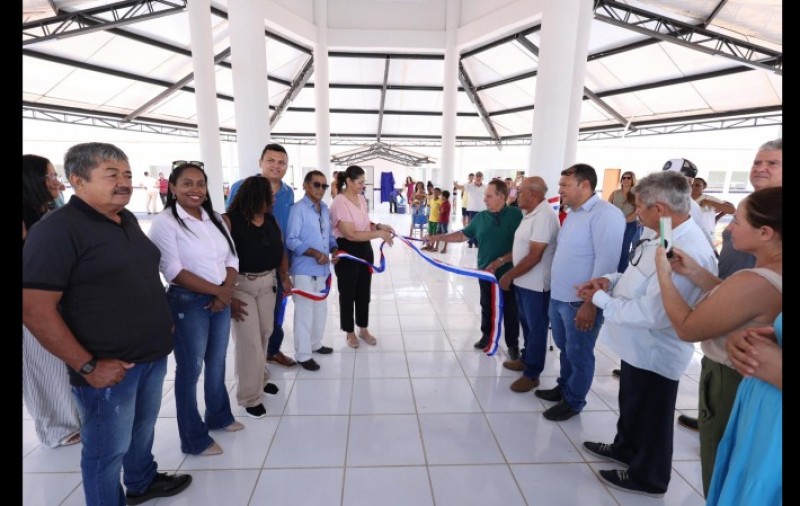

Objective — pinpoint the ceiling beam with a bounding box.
[125,47,232,122]
[593,0,781,74]
[458,62,502,149]
[271,56,315,128]
[22,0,188,45]
[515,35,632,131]
[376,57,391,142]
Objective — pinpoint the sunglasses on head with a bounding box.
[172,160,205,170]
[311,181,330,190]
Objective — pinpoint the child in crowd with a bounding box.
[422,187,442,251]
[437,190,451,253]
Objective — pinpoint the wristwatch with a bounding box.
[79,356,98,375]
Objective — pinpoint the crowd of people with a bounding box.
[22,138,781,505]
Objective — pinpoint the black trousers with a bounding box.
[478,277,519,349]
[334,238,373,332]
[614,360,679,493]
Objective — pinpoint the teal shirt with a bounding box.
[462,205,523,277]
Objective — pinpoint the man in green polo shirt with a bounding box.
[428,179,523,359]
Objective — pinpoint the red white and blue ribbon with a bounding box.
[285,273,333,301]
[388,235,503,356]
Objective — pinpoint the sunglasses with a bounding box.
[311,182,330,190]
[172,160,205,170]
[621,176,632,180]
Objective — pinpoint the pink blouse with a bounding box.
[330,193,371,238]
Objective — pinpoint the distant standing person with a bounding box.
[453,171,486,247]
[23,142,192,505]
[535,163,624,421]
[141,171,160,214]
[437,190,452,253]
[608,171,641,273]
[158,171,169,206]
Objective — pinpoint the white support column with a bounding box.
[439,0,460,190]
[527,0,593,197]
[187,0,226,211]
[228,0,270,181]
[314,0,332,181]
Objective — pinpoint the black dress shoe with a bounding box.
[263,383,279,395]
[542,400,579,421]
[678,414,699,431]
[534,385,563,402]
[298,358,320,371]
[126,472,192,505]
[473,337,489,349]
[507,346,520,361]
[313,346,334,354]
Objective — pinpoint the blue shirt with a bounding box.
[285,195,338,277]
[550,194,625,302]
[227,176,295,234]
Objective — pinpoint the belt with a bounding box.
[240,270,274,281]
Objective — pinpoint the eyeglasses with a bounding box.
[44,173,61,182]
[311,182,330,190]
[172,160,204,170]
[628,237,653,267]
[621,176,632,180]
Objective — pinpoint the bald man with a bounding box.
[498,177,561,392]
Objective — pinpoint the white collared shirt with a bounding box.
[512,199,560,292]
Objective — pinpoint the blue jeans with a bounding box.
[618,221,643,273]
[167,286,235,455]
[548,299,604,411]
[73,358,167,506]
[267,281,286,356]
[515,286,551,380]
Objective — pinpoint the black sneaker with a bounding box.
[245,404,267,418]
[542,400,579,421]
[473,337,489,349]
[313,346,333,354]
[534,385,563,402]
[507,346,520,361]
[677,414,699,431]
[583,441,630,466]
[263,383,279,395]
[598,469,664,497]
[298,358,320,371]
[125,472,192,505]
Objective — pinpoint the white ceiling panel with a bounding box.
[478,78,536,112]
[328,57,389,85]
[492,112,532,137]
[149,90,202,120]
[465,42,536,84]
[456,116,493,137]
[271,110,316,134]
[593,44,682,88]
[330,112,382,134]
[580,100,616,124]
[329,88,383,110]
[104,82,176,111]
[267,47,310,81]
[22,57,76,97]
[47,68,138,106]
[657,42,740,76]
[394,114,443,136]
[24,28,114,60]
[384,89,442,112]
[630,83,711,115]
[386,59,445,87]
[598,93,655,120]
[692,73,781,111]
[288,86,316,108]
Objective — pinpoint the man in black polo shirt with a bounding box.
[22,142,191,506]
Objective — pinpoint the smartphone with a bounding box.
[659,216,674,258]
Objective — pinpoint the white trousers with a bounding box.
[291,275,329,362]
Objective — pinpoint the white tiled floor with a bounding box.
[22,211,706,505]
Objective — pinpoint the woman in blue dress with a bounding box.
[706,311,782,505]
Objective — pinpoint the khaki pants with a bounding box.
[698,356,742,496]
[231,271,276,407]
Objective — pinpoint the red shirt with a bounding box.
[439,200,451,223]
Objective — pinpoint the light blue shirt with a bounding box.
[550,194,625,302]
[285,195,338,277]
[227,176,295,234]
[593,219,718,380]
